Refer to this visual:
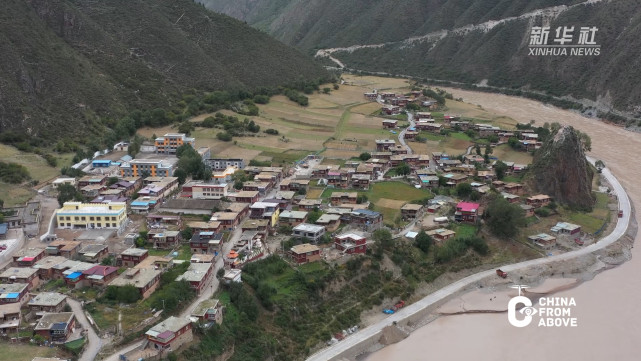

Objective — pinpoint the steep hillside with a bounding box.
[528,126,593,211]
[0,0,328,139]
[200,0,641,118]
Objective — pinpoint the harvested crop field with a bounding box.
[376,198,407,208]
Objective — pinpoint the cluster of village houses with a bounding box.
[0,119,583,354]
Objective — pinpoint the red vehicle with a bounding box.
[619,210,624,218]
[496,269,507,278]
[575,238,584,246]
[393,300,405,310]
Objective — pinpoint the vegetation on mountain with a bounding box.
[0,0,328,141]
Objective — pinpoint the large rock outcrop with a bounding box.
[528,126,594,211]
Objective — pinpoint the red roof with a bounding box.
[82,265,118,277]
[457,202,480,212]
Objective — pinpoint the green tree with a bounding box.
[322,87,331,94]
[395,162,411,176]
[455,183,473,198]
[173,168,188,184]
[475,145,481,155]
[485,195,526,239]
[181,226,193,241]
[494,161,508,180]
[101,255,115,266]
[373,229,394,251]
[415,230,433,253]
[107,177,119,186]
[307,208,322,223]
[359,152,372,161]
[57,184,83,206]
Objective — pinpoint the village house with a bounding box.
[0,267,40,290]
[278,211,308,227]
[119,248,149,267]
[0,303,21,334]
[77,175,107,188]
[527,194,552,208]
[12,247,45,267]
[330,192,358,206]
[58,262,94,288]
[350,209,383,231]
[190,232,224,254]
[147,214,183,229]
[146,316,193,352]
[181,182,230,199]
[231,190,260,204]
[289,243,321,265]
[280,179,310,192]
[382,105,400,115]
[78,244,109,263]
[454,202,480,223]
[334,233,367,254]
[34,312,76,343]
[160,199,221,215]
[28,292,67,317]
[149,231,181,249]
[110,268,162,300]
[315,214,341,229]
[242,181,271,195]
[375,139,396,151]
[176,262,213,295]
[416,112,433,120]
[476,170,496,181]
[382,119,398,129]
[528,233,557,249]
[250,201,280,222]
[550,222,581,235]
[33,256,68,280]
[492,180,506,191]
[191,299,223,324]
[364,91,377,100]
[520,204,535,217]
[298,199,322,211]
[503,183,524,195]
[351,174,371,190]
[187,221,221,234]
[292,223,326,242]
[0,283,30,304]
[241,219,270,236]
[223,269,242,284]
[211,212,241,231]
[502,192,520,204]
[120,158,176,178]
[138,177,179,199]
[426,228,456,242]
[401,204,423,220]
[52,177,77,189]
[80,265,119,287]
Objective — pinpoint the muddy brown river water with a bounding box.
[367,89,641,361]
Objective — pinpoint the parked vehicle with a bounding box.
[496,269,507,278]
[619,210,624,218]
[575,238,584,246]
[383,308,395,314]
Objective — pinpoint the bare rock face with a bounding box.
[528,126,594,211]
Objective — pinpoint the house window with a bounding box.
[81,217,86,221]
[90,217,94,221]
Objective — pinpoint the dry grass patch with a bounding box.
[376,198,407,208]
[322,149,361,159]
[351,102,382,115]
[492,144,534,164]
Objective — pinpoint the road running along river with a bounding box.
[364,88,641,361]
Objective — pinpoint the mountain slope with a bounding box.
[200,0,641,118]
[0,0,328,138]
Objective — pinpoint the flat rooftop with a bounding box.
[28,292,67,307]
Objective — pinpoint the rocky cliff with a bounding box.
[528,126,594,211]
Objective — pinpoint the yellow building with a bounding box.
[56,202,128,230]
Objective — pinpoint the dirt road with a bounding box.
[68,298,103,361]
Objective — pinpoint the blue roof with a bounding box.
[0,223,7,235]
[200,231,214,236]
[66,272,82,279]
[131,201,150,206]
[92,160,111,164]
[5,293,19,298]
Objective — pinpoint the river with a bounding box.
[366,89,641,361]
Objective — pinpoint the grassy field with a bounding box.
[3,344,68,361]
[321,182,432,223]
[492,144,534,164]
[0,144,74,206]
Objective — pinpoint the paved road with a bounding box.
[68,298,103,361]
[307,161,631,361]
[0,229,24,269]
[398,112,415,154]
